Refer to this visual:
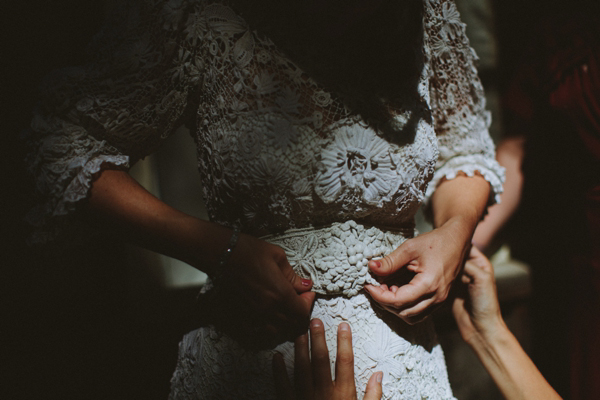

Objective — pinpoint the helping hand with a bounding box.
[273,319,383,400]
[198,232,316,349]
[364,222,470,324]
[451,246,505,344]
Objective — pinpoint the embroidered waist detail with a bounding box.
[261,221,414,296]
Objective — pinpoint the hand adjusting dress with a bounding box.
[24,0,504,398]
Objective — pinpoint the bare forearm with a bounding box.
[84,169,229,274]
[431,174,491,240]
[468,325,561,400]
[473,137,525,249]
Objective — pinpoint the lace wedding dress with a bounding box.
[25,0,503,398]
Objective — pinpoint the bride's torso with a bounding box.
[169,3,460,399]
[192,3,438,231]
[186,2,439,295]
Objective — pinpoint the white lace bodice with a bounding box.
[24,0,503,244]
[24,2,504,398]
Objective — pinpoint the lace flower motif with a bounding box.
[265,115,299,151]
[237,128,262,159]
[242,157,294,231]
[440,2,464,40]
[253,72,279,95]
[275,87,302,114]
[113,36,159,72]
[430,35,452,59]
[170,48,203,84]
[315,125,400,205]
[313,90,332,107]
[364,325,408,386]
[256,49,272,64]
[184,11,207,46]
[430,2,464,59]
[283,235,319,282]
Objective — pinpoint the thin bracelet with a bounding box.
[210,227,241,283]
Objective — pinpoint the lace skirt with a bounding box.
[169,223,456,400]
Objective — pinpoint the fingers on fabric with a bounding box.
[366,277,440,324]
[364,372,384,400]
[335,322,356,395]
[277,249,313,293]
[309,319,334,397]
[294,332,313,399]
[368,240,416,277]
[273,352,294,400]
[365,275,430,309]
[396,296,437,325]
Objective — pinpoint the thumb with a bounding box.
[368,240,415,277]
[364,372,383,400]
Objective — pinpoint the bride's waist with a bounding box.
[260,221,415,297]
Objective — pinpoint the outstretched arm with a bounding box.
[85,169,315,348]
[453,247,561,400]
[85,169,231,273]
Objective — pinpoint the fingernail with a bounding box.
[376,372,383,383]
[369,260,381,269]
[310,319,322,328]
[301,279,312,287]
[339,322,350,331]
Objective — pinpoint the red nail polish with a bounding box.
[370,260,381,269]
[301,279,312,286]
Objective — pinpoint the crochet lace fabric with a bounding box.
[24,0,503,398]
[25,0,503,244]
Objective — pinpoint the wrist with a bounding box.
[439,215,479,245]
[171,217,238,275]
[467,318,510,352]
[209,227,241,282]
[431,174,490,230]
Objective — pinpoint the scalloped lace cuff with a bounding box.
[424,154,505,209]
[27,154,129,245]
[54,155,130,215]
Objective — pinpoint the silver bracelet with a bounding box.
[210,227,240,283]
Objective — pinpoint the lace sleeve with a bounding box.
[23,0,207,244]
[422,0,504,207]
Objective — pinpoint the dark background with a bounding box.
[2,2,199,399]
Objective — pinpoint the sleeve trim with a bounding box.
[423,154,505,209]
